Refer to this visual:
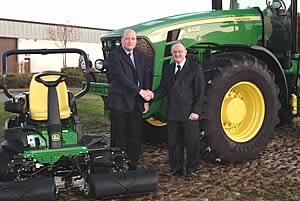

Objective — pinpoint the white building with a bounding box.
[0,18,111,73]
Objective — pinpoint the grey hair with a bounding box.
[122,29,137,38]
[171,42,186,51]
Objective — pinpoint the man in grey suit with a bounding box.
[106,29,151,170]
[145,42,204,177]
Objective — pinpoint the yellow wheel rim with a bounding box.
[221,81,265,142]
[146,117,167,127]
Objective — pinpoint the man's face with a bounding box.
[171,43,187,64]
[121,30,137,51]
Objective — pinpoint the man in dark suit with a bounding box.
[106,29,151,170]
[145,42,204,177]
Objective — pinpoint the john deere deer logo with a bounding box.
[52,134,60,142]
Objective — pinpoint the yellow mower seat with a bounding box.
[29,74,71,121]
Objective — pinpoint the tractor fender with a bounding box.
[222,44,288,108]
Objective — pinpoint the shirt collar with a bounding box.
[123,47,133,55]
[176,58,186,68]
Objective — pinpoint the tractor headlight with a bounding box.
[79,56,92,72]
[79,56,86,71]
[94,59,105,72]
[114,40,121,47]
[102,41,108,48]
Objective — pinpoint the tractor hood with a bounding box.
[102,8,262,44]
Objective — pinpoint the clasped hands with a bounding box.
[139,89,200,120]
[139,89,154,101]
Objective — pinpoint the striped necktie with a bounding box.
[128,52,135,67]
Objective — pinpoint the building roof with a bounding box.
[0,18,113,43]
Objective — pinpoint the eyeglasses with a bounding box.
[172,50,185,54]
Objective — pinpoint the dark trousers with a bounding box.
[167,120,200,173]
[110,106,142,167]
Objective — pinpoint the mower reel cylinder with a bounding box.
[0,177,56,201]
[89,169,158,199]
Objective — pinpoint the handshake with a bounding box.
[139,89,154,101]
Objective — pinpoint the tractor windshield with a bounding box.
[222,0,291,11]
[222,0,268,10]
[222,0,293,53]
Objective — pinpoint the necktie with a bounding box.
[128,52,139,86]
[128,52,135,67]
[174,64,181,80]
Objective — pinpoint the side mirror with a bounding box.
[271,0,282,9]
[94,59,107,73]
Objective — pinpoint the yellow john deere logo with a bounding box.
[52,134,60,142]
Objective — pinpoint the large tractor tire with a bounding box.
[199,51,280,163]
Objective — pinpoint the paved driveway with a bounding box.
[0,92,8,102]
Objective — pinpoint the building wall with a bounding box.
[0,37,17,73]
[0,18,111,73]
[0,18,110,42]
[18,39,103,72]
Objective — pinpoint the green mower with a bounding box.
[0,48,157,201]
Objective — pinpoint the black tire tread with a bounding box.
[199,51,280,163]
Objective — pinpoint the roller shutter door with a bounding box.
[0,37,17,73]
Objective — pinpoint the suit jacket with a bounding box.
[154,59,205,121]
[106,46,150,112]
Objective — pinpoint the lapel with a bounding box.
[133,50,143,79]
[119,47,135,69]
[171,63,176,83]
[173,60,190,87]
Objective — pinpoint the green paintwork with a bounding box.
[91,8,263,122]
[24,146,88,164]
[88,82,110,96]
[89,0,300,123]
[102,9,262,76]
[102,9,262,43]
[27,121,78,149]
[284,54,300,75]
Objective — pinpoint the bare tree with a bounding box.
[48,23,79,67]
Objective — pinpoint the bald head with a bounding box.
[121,29,137,51]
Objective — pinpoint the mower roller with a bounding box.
[0,48,158,201]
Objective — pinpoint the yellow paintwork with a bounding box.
[150,16,260,35]
[29,74,71,121]
[146,117,167,127]
[291,94,297,115]
[221,81,265,143]
[223,97,246,124]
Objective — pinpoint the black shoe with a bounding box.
[186,171,197,177]
[168,170,183,177]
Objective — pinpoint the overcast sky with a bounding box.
[1,0,212,30]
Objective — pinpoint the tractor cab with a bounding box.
[214,0,298,68]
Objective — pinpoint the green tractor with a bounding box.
[0,48,157,201]
[91,0,299,163]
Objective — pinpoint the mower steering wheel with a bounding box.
[35,71,67,87]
